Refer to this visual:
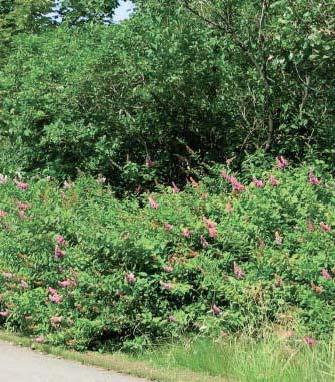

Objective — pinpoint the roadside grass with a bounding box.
[139,335,335,382]
[1,330,335,381]
[0,330,227,382]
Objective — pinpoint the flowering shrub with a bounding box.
[0,161,334,351]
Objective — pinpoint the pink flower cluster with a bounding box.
[203,217,217,238]
[15,180,29,191]
[303,336,317,347]
[321,268,332,280]
[275,231,283,245]
[269,175,280,186]
[308,171,320,185]
[50,316,63,326]
[221,171,245,192]
[253,178,265,188]
[276,156,288,170]
[17,201,30,219]
[20,280,29,289]
[211,304,221,315]
[164,223,173,231]
[0,210,7,218]
[162,265,174,273]
[58,279,76,288]
[182,228,191,238]
[125,272,136,285]
[54,235,67,260]
[48,287,62,304]
[0,174,8,184]
[233,262,245,279]
[56,235,67,246]
[160,281,173,290]
[200,235,209,248]
[320,222,331,233]
[17,202,30,211]
[145,158,154,168]
[171,182,180,193]
[148,196,159,209]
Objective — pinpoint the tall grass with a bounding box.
[141,335,335,382]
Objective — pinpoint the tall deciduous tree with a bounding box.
[183,0,335,155]
[57,0,119,23]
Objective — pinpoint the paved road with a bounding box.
[0,340,148,382]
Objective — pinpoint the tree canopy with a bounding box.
[0,0,334,191]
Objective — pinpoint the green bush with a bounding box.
[0,160,334,351]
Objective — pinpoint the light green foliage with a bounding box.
[0,162,334,351]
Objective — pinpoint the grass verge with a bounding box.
[0,330,228,382]
[140,335,335,382]
[2,329,334,381]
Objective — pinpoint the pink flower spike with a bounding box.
[0,210,7,218]
[20,280,29,289]
[230,176,245,192]
[269,175,280,186]
[253,179,265,188]
[275,231,283,245]
[55,235,67,246]
[221,171,245,192]
[320,222,331,232]
[321,269,332,280]
[54,245,66,259]
[63,181,73,189]
[171,182,180,193]
[0,174,8,184]
[308,171,321,185]
[0,310,9,318]
[49,292,62,304]
[200,235,209,248]
[145,158,154,168]
[164,223,173,231]
[148,196,159,209]
[17,202,30,211]
[189,177,199,188]
[211,304,221,315]
[125,272,136,285]
[233,262,245,279]
[15,180,29,190]
[163,265,174,273]
[50,316,63,325]
[58,279,76,288]
[160,281,173,290]
[220,170,231,182]
[48,287,57,294]
[182,228,191,238]
[303,336,317,347]
[276,156,288,170]
[203,217,218,238]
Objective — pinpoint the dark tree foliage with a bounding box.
[0,0,334,192]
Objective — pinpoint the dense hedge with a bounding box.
[0,159,334,351]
